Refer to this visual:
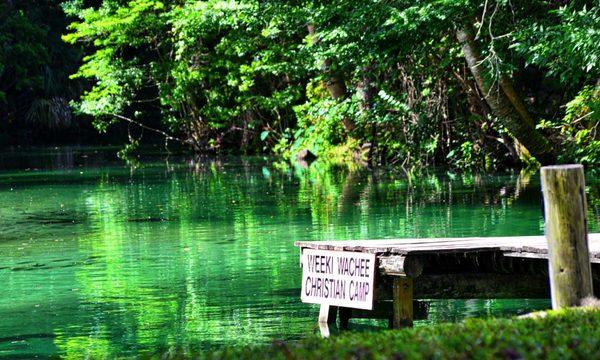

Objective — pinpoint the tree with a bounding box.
[0,0,80,136]
[457,28,554,164]
[61,0,599,169]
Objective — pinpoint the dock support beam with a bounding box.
[392,277,413,328]
[541,164,593,309]
[383,255,421,329]
[339,307,351,330]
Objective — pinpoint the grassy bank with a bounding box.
[206,309,600,359]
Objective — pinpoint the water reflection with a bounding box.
[0,149,598,358]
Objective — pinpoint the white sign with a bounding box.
[301,249,376,310]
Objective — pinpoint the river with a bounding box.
[0,147,598,358]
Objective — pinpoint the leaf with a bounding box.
[260,130,269,141]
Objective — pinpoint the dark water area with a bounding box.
[0,147,598,358]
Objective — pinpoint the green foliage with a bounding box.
[510,2,599,166]
[63,0,171,128]
[565,86,600,124]
[0,1,80,131]
[3,0,598,168]
[116,137,140,160]
[63,0,309,152]
[208,309,600,359]
[512,3,599,86]
[538,85,600,166]
[446,141,484,170]
[0,6,48,93]
[291,82,354,158]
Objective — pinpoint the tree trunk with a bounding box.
[307,24,354,132]
[456,28,555,165]
[499,76,534,128]
[323,60,348,100]
[357,64,377,163]
[498,76,535,161]
[357,64,376,113]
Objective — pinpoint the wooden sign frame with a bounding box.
[301,249,376,310]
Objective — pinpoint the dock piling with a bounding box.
[541,164,593,308]
[392,277,413,328]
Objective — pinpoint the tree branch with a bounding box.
[110,113,185,143]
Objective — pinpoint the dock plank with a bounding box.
[295,233,600,259]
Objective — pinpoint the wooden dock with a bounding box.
[295,233,600,330]
[295,165,596,334]
[296,234,600,261]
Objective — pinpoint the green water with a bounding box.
[0,148,598,359]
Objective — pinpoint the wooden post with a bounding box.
[318,305,338,338]
[339,307,351,330]
[383,255,420,329]
[392,277,413,328]
[541,164,593,309]
[318,304,337,325]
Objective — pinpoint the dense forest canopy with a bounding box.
[1,0,598,170]
[0,0,84,141]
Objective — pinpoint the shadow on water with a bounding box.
[126,217,178,223]
[8,256,102,272]
[18,210,88,226]
[0,334,57,343]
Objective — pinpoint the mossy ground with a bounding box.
[205,308,600,359]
